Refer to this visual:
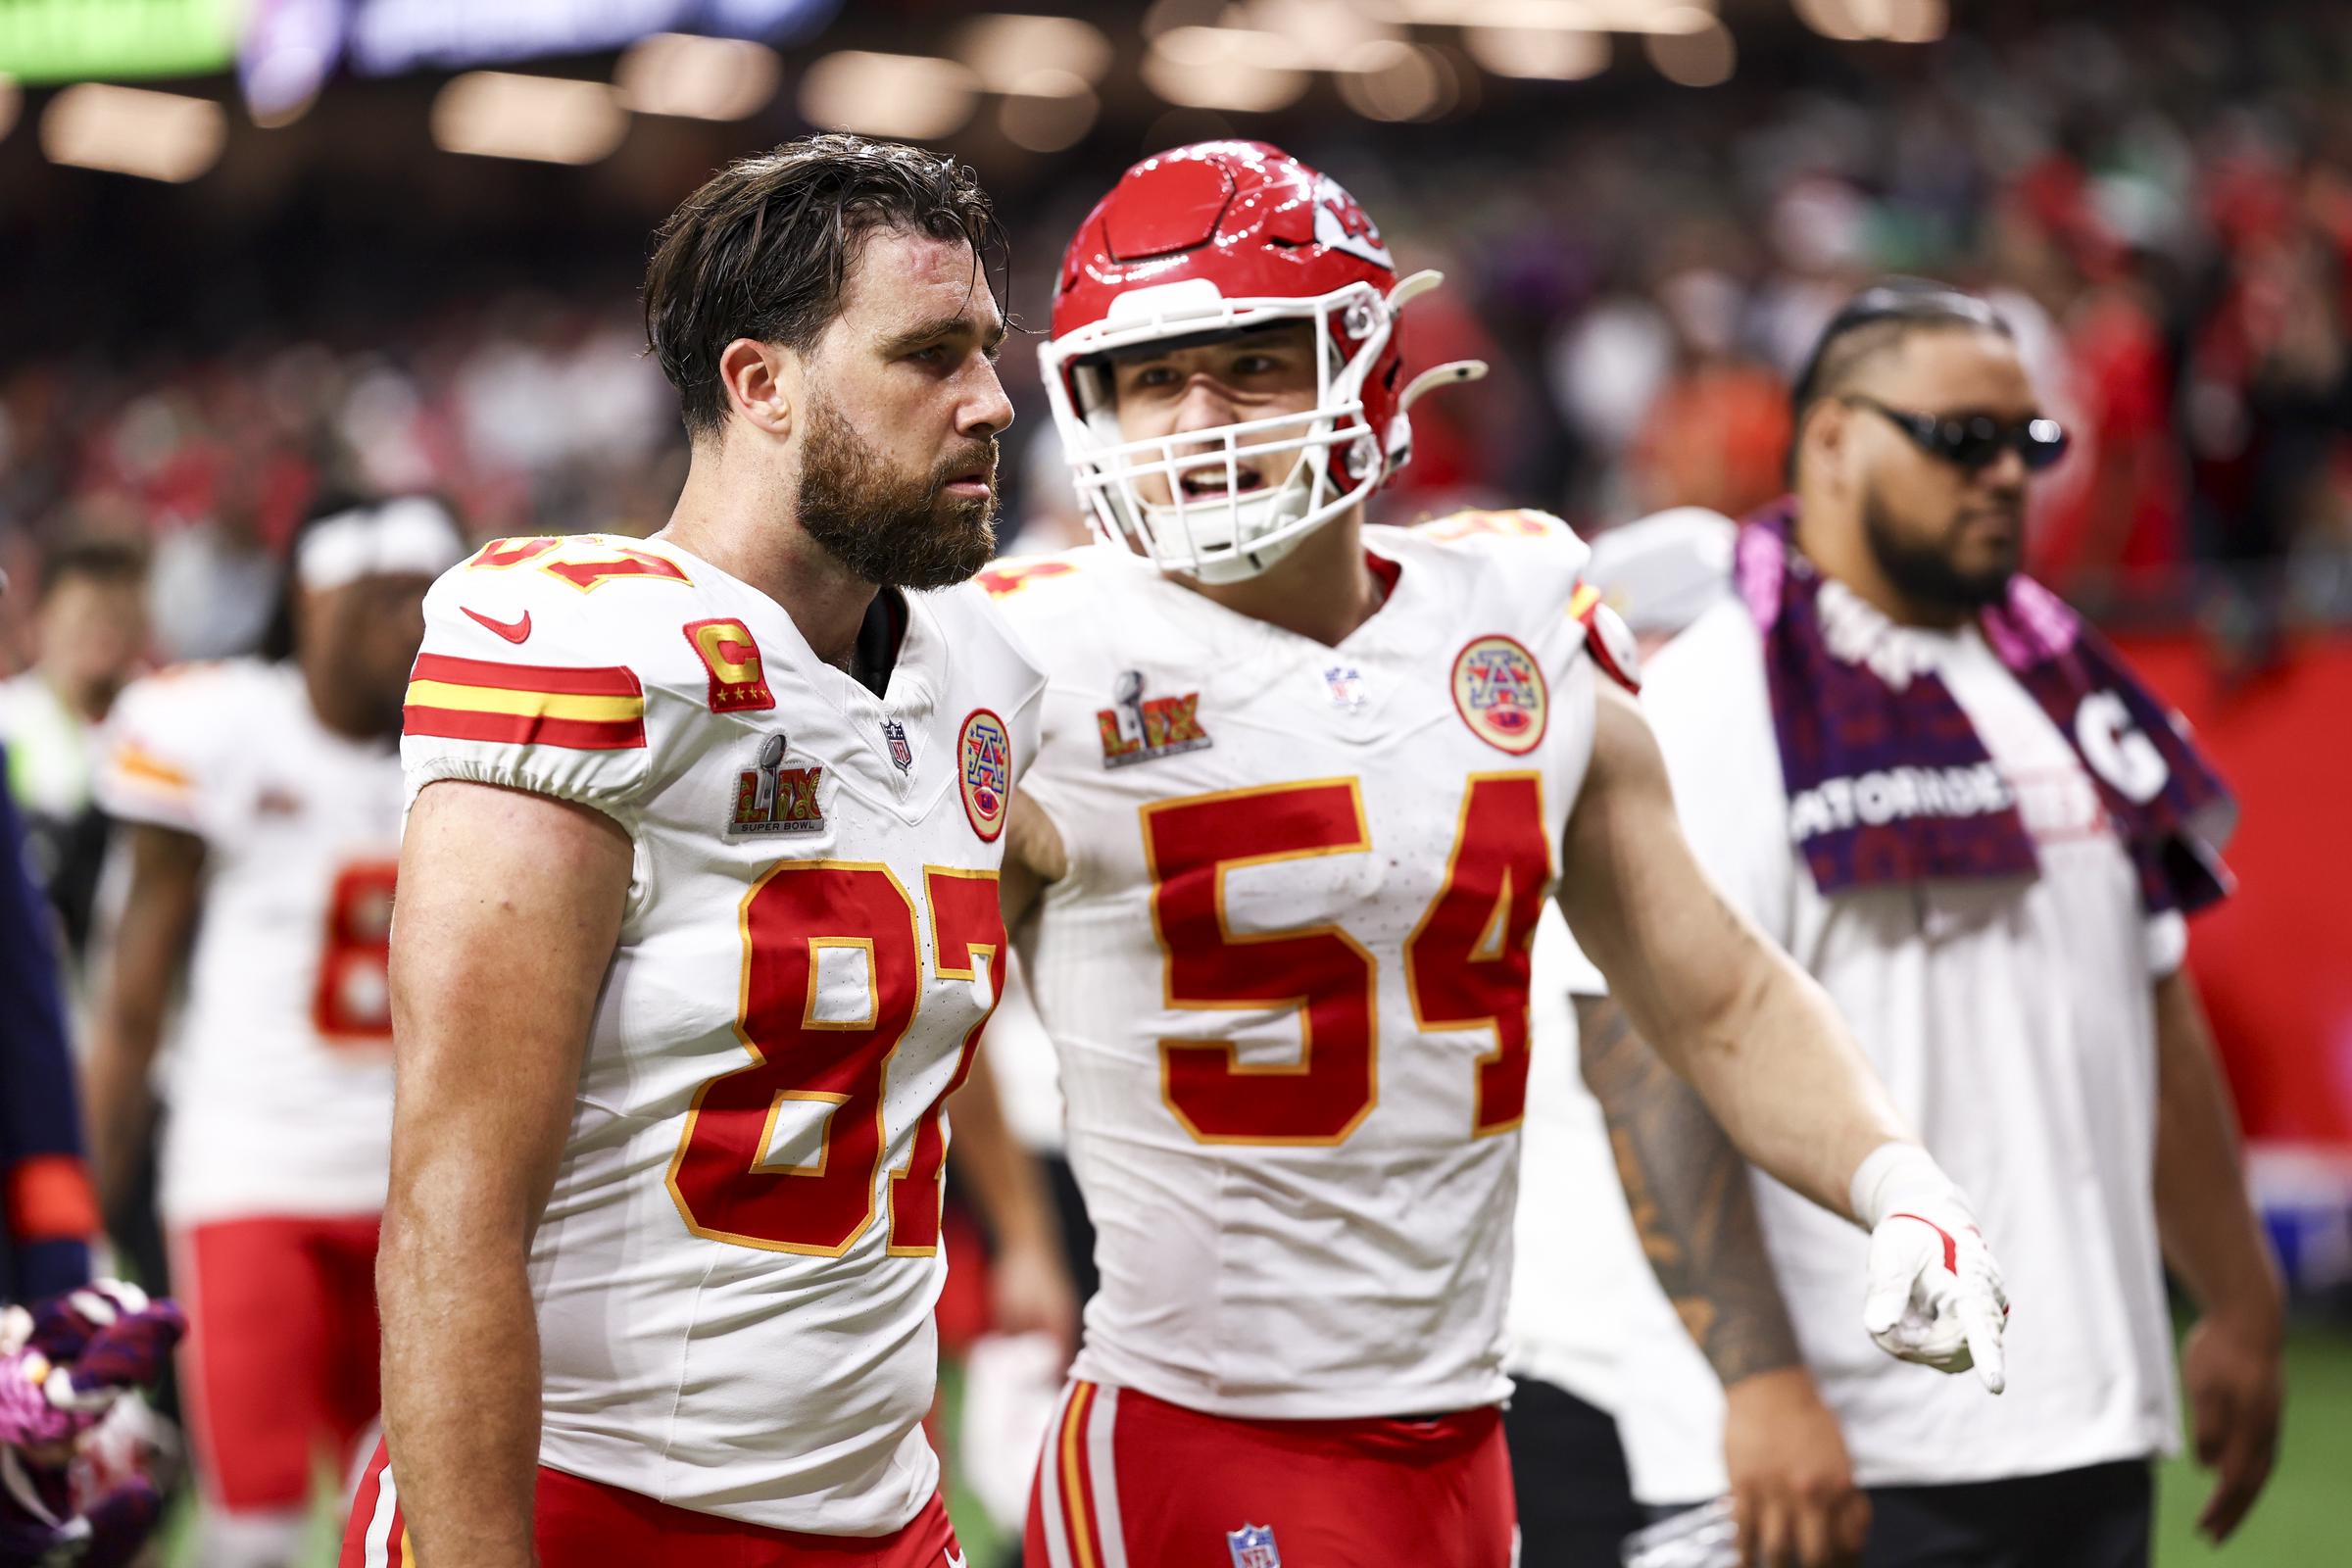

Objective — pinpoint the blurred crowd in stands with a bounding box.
[5,5,2352,683]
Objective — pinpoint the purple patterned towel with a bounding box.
[1737,501,2235,915]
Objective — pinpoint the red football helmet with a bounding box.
[1041,141,1484,582]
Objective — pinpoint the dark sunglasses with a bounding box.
[1843,396,2069,472]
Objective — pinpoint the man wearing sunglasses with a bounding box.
[1577,279,2282,1566]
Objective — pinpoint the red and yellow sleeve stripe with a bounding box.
[109,740,194,794]
[403,653,646,751]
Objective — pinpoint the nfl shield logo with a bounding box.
[1226,1524,1281,1568]
[881,716,912,773]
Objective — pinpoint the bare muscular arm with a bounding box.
[1557,682,1906,1220]
[377,781,630,1568]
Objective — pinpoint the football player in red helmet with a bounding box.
[993,142,2008,1567]
[1037,141,1480,587]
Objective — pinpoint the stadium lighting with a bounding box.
[1791,0,1868,39]
[1464,24,1608,78]
[951,14,1113,93]
[1642,4,1717,32]
[999,70,1099,153]
[1334,40,1454,122]
[431,73,627,166]
[1877,0,1948,42]
[1141,0,1222,38]
[40,84,226,182]
[1252,0,1400,55]
[1379,0,1710,27]
[616,33,781,122]
[1141,27,1311,114]
[798,52,980,140]
[247,83,319,128]
[1794,0,1946,42]
[1645,17,1735,84]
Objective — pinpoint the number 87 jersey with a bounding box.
[986,510,1634,1421]
[400,533,1044,1537]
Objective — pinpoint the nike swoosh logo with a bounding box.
[463,607,532,644]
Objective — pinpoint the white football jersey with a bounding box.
[96,661,404,1228]
[399,532,1043,1536]
[986,512,1610,1420]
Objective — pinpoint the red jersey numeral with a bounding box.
[313,860,398,1041]
[539,542,691,592]
[1405,773,1552,1135]
[887,868,1004,1255]
[667,861,998,1255]
[1143,775,1553,1145]
[464,536,691,592]
[1143,780,1379,1145]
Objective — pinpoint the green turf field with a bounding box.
[165,1322,2352,1566]
[2152,1322,2352,1565]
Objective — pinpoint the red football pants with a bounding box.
[172,1213,382,1513]
[1024,1380,1516,1568]
[343,1440,962,1567]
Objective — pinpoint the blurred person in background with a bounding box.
[82,494,466,1568]
[0,537,170,1440]
[1582,280,2281,1567]
[0,573,101,1302]
[1503,509,1744,1567]
[0,538,149,969]
[996,142,2008,1568]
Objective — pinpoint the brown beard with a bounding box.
[796,402,999,590]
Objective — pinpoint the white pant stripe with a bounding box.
[1084,1384,1127,1568]
[364,1460,400,1567]
[1036,1383,1077,1568]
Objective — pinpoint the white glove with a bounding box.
[1850,1143,2009,1393]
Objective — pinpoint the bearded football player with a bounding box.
[347,136,1041,1568]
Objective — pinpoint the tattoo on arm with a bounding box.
[1578,994,1803,1387]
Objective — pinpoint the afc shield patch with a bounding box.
[1227,1523,1281,1568]
[1450,633,1548,755]
[958,708,1011,842]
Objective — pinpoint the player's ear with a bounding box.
[1800,397,1851,496]
[718,338,795,440]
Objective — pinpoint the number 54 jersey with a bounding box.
[400,534,1043,1536]
[985,511,1624,1421]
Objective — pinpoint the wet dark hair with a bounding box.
[1787,277,2014,479]
[643,133,1007,441]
